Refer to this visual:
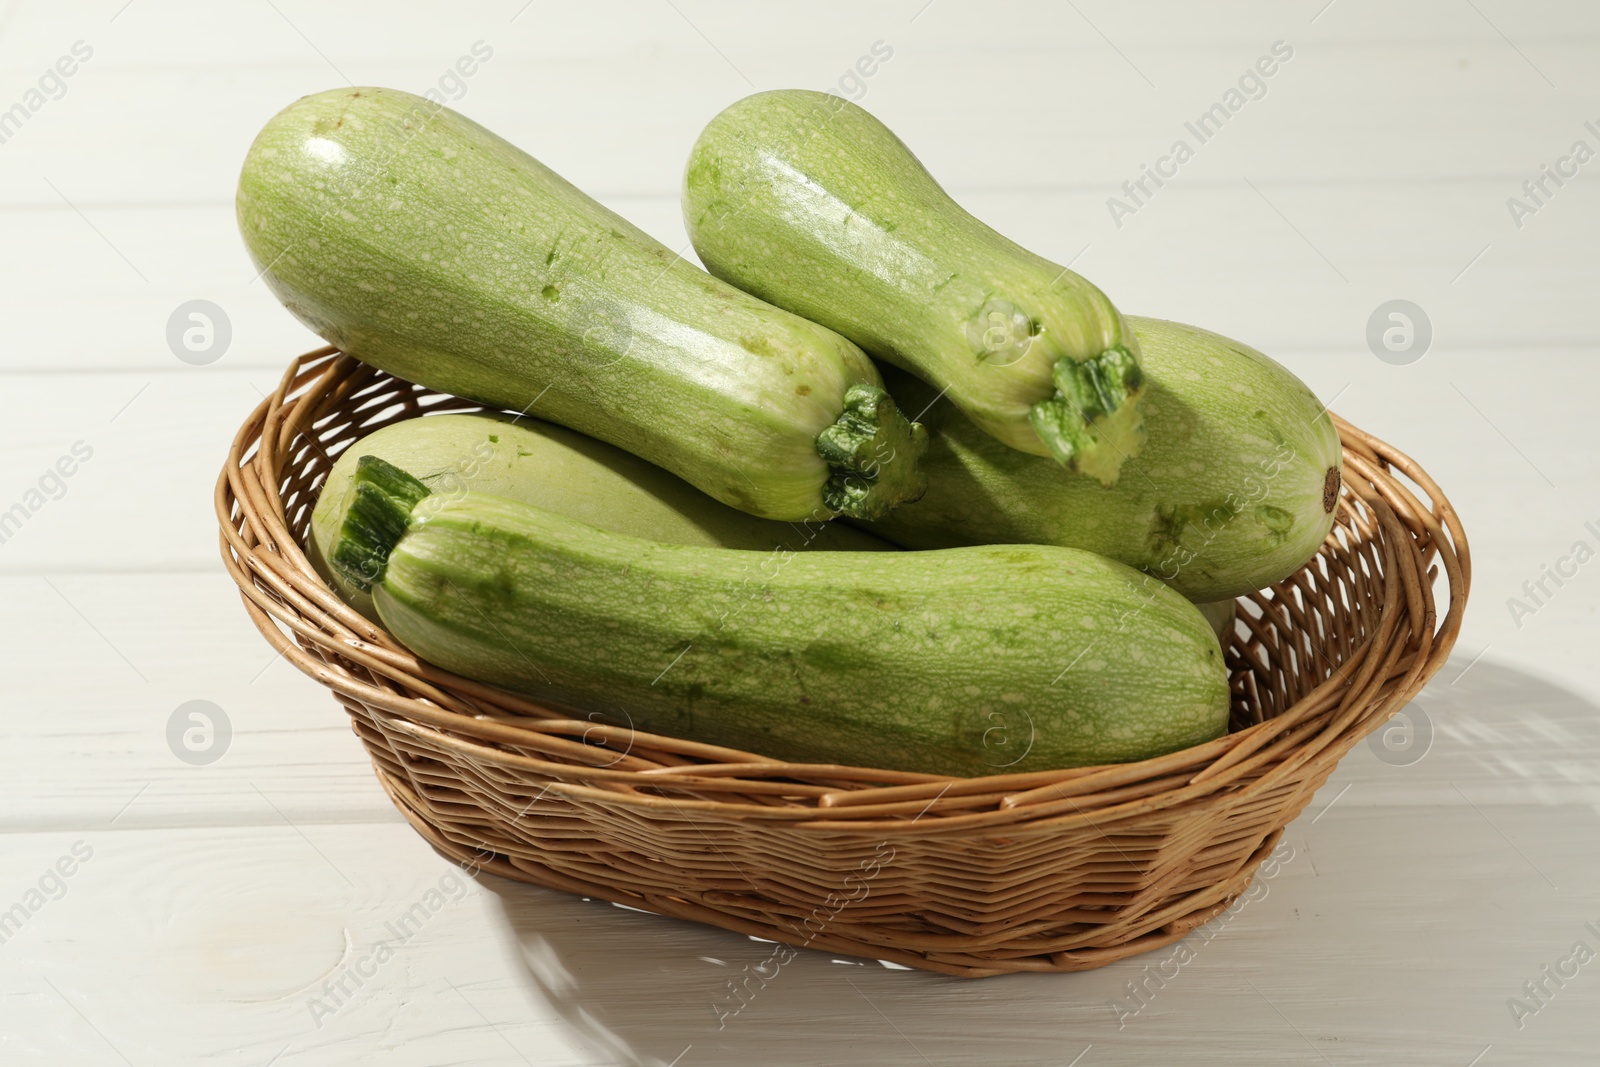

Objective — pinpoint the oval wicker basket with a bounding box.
[218,347,1469,978]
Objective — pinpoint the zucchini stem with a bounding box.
[816,384,930,521]
[1029,346,1147,487]
[329,455,432,591]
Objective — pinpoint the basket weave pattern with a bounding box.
[218,348,1470,977]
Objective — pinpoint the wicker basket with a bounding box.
[217,347,1469,978]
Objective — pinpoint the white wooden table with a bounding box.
[3,2,1598,1063]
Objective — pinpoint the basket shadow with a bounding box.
[469,657,1597,1067]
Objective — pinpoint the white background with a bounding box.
[2,1,1598,1063]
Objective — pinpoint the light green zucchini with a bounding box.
[683,89,1145,484]
[1197,600,1238,646]
[860,318,1342,602]
[333,457,1229,776]
[237,87,926,522]
[309,412,892,621]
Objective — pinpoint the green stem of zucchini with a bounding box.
[815,383,930,520]
[329,456,431,592]
[1029,346,1147,487]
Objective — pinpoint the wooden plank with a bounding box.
[1,16,1598,208]
[0,570,403,830]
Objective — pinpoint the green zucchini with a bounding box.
[683,89,1145,485]
[334,457,1229,776]
[1197,599,1237,646]
[237,87,927,522]
[309,412,892,621]
[860,318,1342,602]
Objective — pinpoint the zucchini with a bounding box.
[334,457,1229,776]
[683,89,1145,485]
[237,87,927,522]
[1197,599,1237,646]
[861,318,1342,602]
[309,412,892,621]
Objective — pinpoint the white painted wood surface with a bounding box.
[2,1,1598,1062]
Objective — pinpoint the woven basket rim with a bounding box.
[216,347,1471,833]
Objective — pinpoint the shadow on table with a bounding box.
[476,658,1600,1067]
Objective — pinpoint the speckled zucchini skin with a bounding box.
[683,89,1146,485]
[862,318,1343,602]
[346,468,1230,776]
[236,87,925,522]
